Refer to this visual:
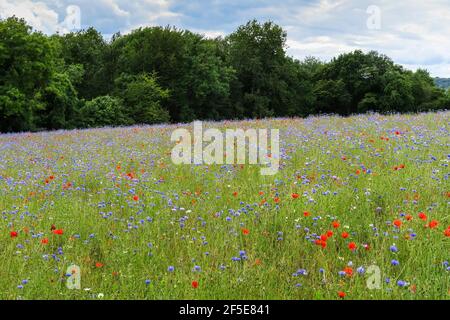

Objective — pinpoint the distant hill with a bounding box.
[434,77,450,89]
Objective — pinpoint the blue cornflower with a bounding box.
[397,280,407,287]
[168,266,175,272]
[391,259,400,266]
[390,245,398,252]
[193,265,201,272]
[296,269,307,276]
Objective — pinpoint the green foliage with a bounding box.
[80,95,130,127]
[0,17,56,132]
[115,73,170,124]
[0,17,447,133]
[57,28,107,99]
[227,20,289,118]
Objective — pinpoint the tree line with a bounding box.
[1,17,449,133]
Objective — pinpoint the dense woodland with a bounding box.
[0,17,449,133]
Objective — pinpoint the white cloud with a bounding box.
[0,0,59,33]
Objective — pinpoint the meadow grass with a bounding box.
[0,112,449,300]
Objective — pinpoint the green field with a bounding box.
[0,111,449,300]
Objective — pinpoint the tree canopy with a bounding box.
[0,17,448,132]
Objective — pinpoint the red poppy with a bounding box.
[341,232,349,239]
[274,197,280,203]
[428,220,438,229]
[444,228,450,237]
[50,224,56,231]
[95,262,104,268]
[326,230,333,238]
[393,219,402,228]
[315,239,327,248]
[320,234,328,242]
[343,267,353,276]
[338,291,346,298]
[405,215,413,221]
[232,191,238,197]
[41,238,49,244]
[242,228,250,235]
[348,242,357,251]
[291,193,299,199]
[10,231,18,238]
[303,211,310,217]
[52,229,64,235]
[355,170,361,175]
[133,195,139,201]
[418,212,427,221]
[332,221,340,229]
[191,280,199,289]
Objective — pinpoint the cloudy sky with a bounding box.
[1,0,450,77]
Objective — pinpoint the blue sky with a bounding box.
[1,0,450,77]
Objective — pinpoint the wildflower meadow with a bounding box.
[0,111,449,300]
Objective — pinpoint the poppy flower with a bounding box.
[52,229,63,235]
[41,238,49,244]
[10,231,18,238]
[341,232,349,239]
[242,228,250,235]
[405,215,413,221]
[50,224,56,231]
[191,280,199,289]
[320,234,328,242]
[444,228,450,237]
[95,262,104,268]
[393,219,402,228]
[291,193,299,199]
[348,242,357,251]
[326,230,333,238]
[274,197,280,203]
[428,220,438,229]
[332,221,340,229]
[343,267,353,276]
[355,170,361,175]
[315,239,327,248]
[338,291,346,298]
[133,195,139,201]
[418,212,427,221]
[232,191,238,197]
[303,211,310,217]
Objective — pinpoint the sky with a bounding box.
[1,0,450,77]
